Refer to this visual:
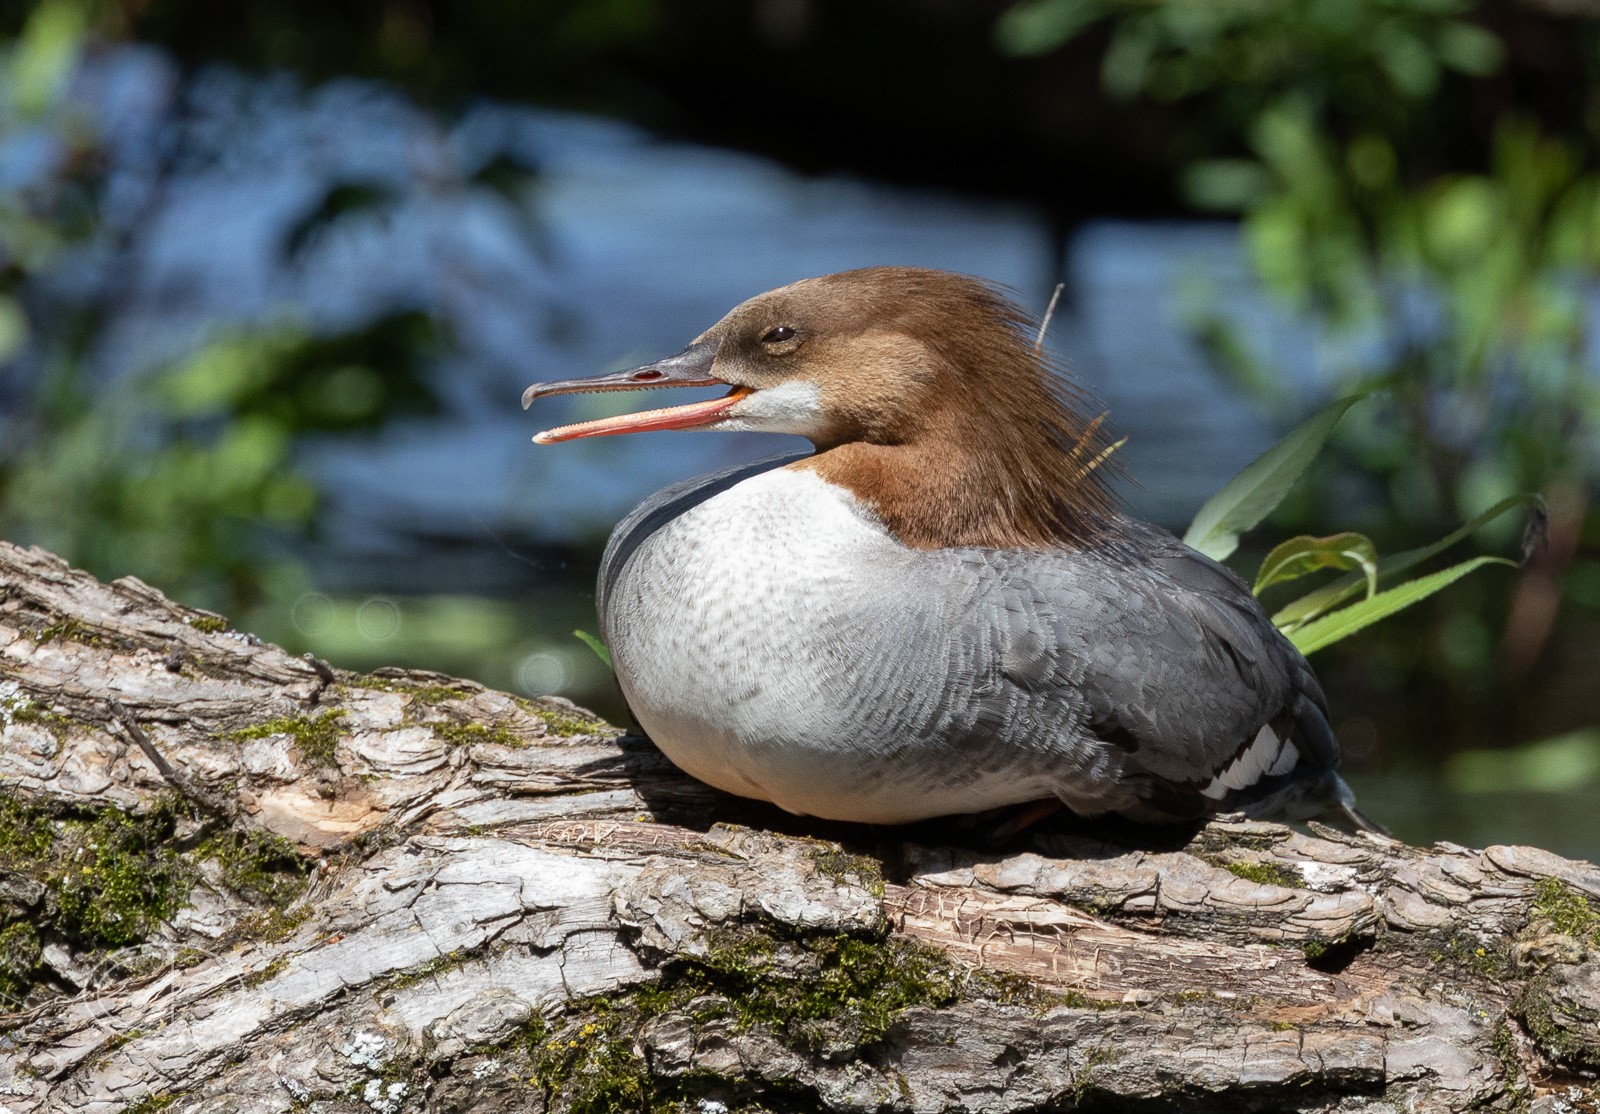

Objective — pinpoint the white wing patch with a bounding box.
[1200,723,1299,800]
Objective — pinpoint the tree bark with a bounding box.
[1,539,1597,1114]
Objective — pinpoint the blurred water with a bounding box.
[7,48,1597,860]
[19,47,1349,565]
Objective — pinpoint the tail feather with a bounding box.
[1335,799,1391,837]
[1326,775,1390,837]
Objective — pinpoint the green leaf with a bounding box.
[1253,532,1378,598]
[573,629,612,669]
[994,0,1108,57]
[1287,556,1514,656]
[1435,22,1505,78]
[1422,178,1501,269]
[1272,493,1540,630]
[1183,393,1367,562]
[10,0,87,119]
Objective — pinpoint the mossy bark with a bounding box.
[2,539,1598,1114]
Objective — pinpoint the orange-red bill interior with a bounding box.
[532,385,752,444]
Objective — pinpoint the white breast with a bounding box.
[601,467,889,811]
[599,465,1069,822]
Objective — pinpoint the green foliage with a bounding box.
[0,4,457,628]
[997,0,1500,120]
[6,0,88,121]
[1001,0,1599,715]
[1189,395,1525,653]
[0,316,443,616]
[0,3,597,716]
[0,0,95,368]
[572,629,612,670]
[1184,394,1367,561]
[1268,493,1542,631]
[1000,0,1600,525]
[1253,532,1377,599]
[98,0,663,107]
[1286,554,1513,654]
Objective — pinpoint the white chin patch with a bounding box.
[719,380,826,437]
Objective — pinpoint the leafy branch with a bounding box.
[1186,395,1537,654]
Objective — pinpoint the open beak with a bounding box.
[522,340,749,444]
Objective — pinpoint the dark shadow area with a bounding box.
[588,731,1214,884]
[1303,933,1376,976]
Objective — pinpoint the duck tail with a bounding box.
[1328,775,1391,837]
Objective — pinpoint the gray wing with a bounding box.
[975,520,1343,823]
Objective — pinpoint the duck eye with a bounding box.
[761,325,796,345]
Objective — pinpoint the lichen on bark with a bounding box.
[2,538,1599,1113]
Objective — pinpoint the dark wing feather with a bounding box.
[986,519,1346,822]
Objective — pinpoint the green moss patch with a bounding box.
[518,925,969,1113]
[227,710,348,766]
[197,828,310,908]
[432,721,524,748]
[26,619,107,647]
[0,792,310,1010]
[1058,988,1128,1010]
[0,923,42,1009]
[123,1095,176,1114]
[0,795,191,952]
[805,846,887,898]
[1518,968,1600,1070]
[240,954,290,989]
[514,697,613,739]
[1216,857,1304,889]
[343,676,474,703]
[1488,1019,1530,1101]
[184,614,229,634]
[56,808,191,948]
[1427,931,1513,981]
[390,947,479,991]
[1530,878,1600,946]
[687,929,963,1049]
[0,695,74,739]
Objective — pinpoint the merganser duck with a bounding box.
[523,267,1375,830]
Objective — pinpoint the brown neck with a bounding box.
[794,378,1121,551]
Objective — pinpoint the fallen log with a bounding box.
[0,539,1597,1113]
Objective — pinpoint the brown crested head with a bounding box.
[522,265,1122,550]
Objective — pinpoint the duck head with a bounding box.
[523,266,1121,549]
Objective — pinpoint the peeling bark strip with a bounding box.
[1,540,1598,1114]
